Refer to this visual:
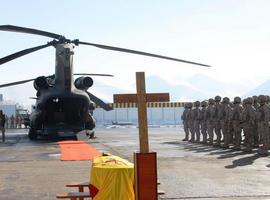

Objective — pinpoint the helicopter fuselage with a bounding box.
[29,43,95,139]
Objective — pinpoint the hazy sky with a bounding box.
[1,0,270,104]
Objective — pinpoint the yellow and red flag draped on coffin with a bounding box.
[90,155,134,200]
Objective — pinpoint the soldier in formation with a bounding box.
[0,110,6,142]
[181,94,270,156]
[200,101,208,144]
[3,115,25,129]
[181,103,190,141]
[206,98,215,145]
[214,96,222,146]
[220,97,231,148]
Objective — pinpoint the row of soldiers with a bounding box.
[4,115,25,129]
[181,95,270,156]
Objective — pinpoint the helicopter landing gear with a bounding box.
[28,128,37,140]
[86,130,95,139]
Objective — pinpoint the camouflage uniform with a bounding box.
[181,103,189,141]
[231,97,243,150]
[266,95,270,105]
[186,103,195,142]
[227,102,234,145]
[256,95,270,156]
[192,101,201,142]
[206,98,215,145]
[200,101,208,144]
[252,96,260,147]
[220,97,231,148]
[241,98,256,152]
[214,96,222,146]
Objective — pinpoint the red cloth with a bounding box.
[58,140,101,161]
[88,184,99,198]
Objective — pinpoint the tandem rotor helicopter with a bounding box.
[0,25,210,140]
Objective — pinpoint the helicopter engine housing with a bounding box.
[74,76,93,90]
[34,76,49,90]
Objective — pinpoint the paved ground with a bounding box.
[1,127,270,200]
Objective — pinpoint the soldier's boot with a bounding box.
[182,130,189,141]
[243,146,252,153]
[233,146,241,151]
[253,133,259,148]
[202,133,207,144]
[217,133,221,146]
[222,134,229,148]
[258,148,269,156]
[208,130,214,145]
[228,133,233,145]
[233,130,242,150]
[258,133,270,156]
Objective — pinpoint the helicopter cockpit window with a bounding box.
[52,98,59,103]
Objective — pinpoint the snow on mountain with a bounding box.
[243,79,270,97]
[0,73,259,105]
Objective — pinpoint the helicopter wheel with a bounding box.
[48,133,59,142]
[28,128,38,140]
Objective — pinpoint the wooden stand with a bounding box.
[134,152,157,200]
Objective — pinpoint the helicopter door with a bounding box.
[44,97,86,127]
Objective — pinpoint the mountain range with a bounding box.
[0,74,269,105]
[243,79,270,97]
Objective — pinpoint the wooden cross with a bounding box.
[114,72,169,200]
[113,72,170,153]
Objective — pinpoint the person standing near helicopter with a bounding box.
[0,110,6,142]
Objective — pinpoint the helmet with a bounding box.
[242,98,248,105]
[222,97,230,103]
[208,98,215,105]
[194,101,200,107]
[187,102,193,108]
[258,95,267,103]
[246,97,253,104]
[233,96,241,104]
[201,101,208,107]
[214,95,222,102]
[266,95,270,103]
[252,95,258,102]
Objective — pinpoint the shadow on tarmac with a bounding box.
[163,141,268,168]
[225,154,261,168]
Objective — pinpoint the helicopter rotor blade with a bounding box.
[0,25,64,40]
[74,73,114,77]
[0,78,35,88]
[0,43,53,65]
[78,41,210,67]
[86,91,113,111]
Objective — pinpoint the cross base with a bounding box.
[134,152,158,200]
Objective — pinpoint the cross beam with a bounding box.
[114,93,169,103]
[113,72,169,153]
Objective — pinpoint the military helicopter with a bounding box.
[0,25,210,140]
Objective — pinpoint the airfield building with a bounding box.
[93,102,186,126]
[0,94,27,117]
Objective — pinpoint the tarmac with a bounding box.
[1,127,270,200]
